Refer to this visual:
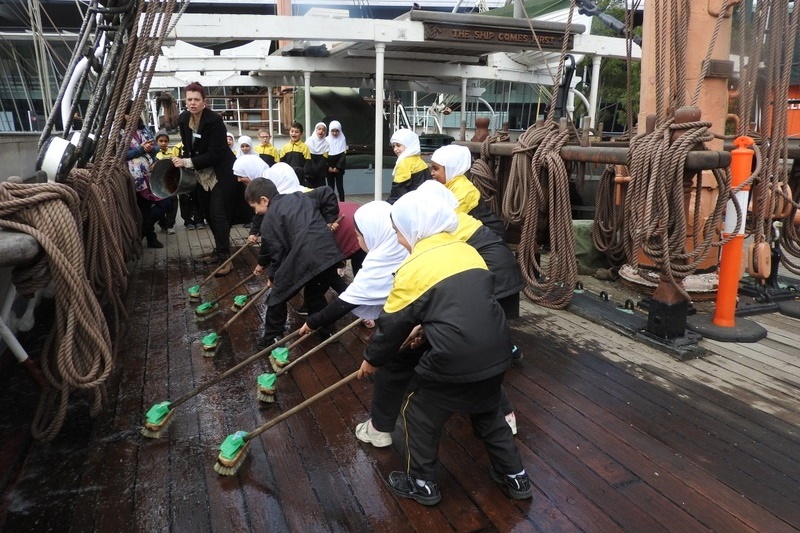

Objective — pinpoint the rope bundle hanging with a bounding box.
[0,182,113,442]
[470,132,509,217]
[503,121,578,309]
[1,0,183,440]
[591,165,629,267]
[626,118,731,301]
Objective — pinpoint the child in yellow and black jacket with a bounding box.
[386,128,431,204]
[357,189,531,507]
[279,121,311,184]
[430,144,506,240]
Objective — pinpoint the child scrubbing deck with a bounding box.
[357,189,531,506]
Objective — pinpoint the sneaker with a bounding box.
[200,250,219,264]
[195,222,205,230]
[146,236,164,249]
[256,335,281,349]
[166,227,176,235]
[354,419,392,448]
[511,344,523,361]
[489,468,532,500]
[505,412,518,435]
[185,223,196,231]
[214,259,232,277]
[386,471,441,506]
[294,305,308,316]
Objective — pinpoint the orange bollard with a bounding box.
[713,136,755,327]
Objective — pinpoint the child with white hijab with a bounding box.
[298,201,408,334]
[305,121,329,188]
[357,188,531,506]
[325,120,348,201]
[429,144,506,239]
[237,135,254,157]
[386,128,432,204]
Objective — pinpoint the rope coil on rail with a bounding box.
[626,118,732,301]
[470,132,510,217]
[501,121,578,309]
[0,182,113,441]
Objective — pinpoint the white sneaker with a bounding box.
[166,227,176,235]
[355,419,392,447]
[505,412,518,435]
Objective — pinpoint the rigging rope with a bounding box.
[0,0,182,440]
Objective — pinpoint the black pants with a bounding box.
[326,172,345,201]
[370,347,514,433]
[137,195,173,240]
[263,265,340,340]
[400,379,523,481]
[196,184,230,254]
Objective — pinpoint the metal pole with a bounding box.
[374,42,385,201]
[304,71,311,137]
[460,77,468,141]
[588,55,601,129]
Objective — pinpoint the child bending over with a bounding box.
[246,178,344,348]
[357,189,531,506]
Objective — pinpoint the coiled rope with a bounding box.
[0,0,182,440]
[626,118,731,301]
[0,182,113,441]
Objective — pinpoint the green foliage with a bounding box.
[574,0,642,132]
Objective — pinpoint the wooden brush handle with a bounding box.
[246,371,359,442]
[276,318,362,376]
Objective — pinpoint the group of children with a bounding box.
[242,136,531,507]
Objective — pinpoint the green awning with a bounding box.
[483,0,572,19]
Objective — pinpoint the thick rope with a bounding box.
[470,132,509,218]
[626,119,731,300]
[591,165,629,266]
[0,182,113,441]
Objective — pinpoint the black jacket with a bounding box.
[365,233,512,383]
[177,108,250,223]
[259,191,344,305]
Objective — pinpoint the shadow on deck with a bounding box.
[1,218,799,532]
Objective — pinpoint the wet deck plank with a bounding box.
[2,218,800,532]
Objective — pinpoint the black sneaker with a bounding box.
[256,335,280,349]
[386,471,441,506]
[511,344,523,361]
[489,468,533,500]
[294,305,308,316]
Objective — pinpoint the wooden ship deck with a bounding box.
[1,216,799,533]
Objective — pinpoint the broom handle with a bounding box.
[207,272,256,307]
[246,371,359,442]
[217,285,270,335]
[197,244,251,287]
[276,318,362,376]
[171,328,305,408]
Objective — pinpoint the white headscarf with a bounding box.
[267,162,306,194]
[339,201,409,318]
[306,122,329,155]
[430,144,472,183]
[326,120,348,156]
[232,154,269,181]
[391,188,458,249]
[390,129,421,176]
[416,179,459,210]
[237,135,253,157]
[226,131,235,152]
